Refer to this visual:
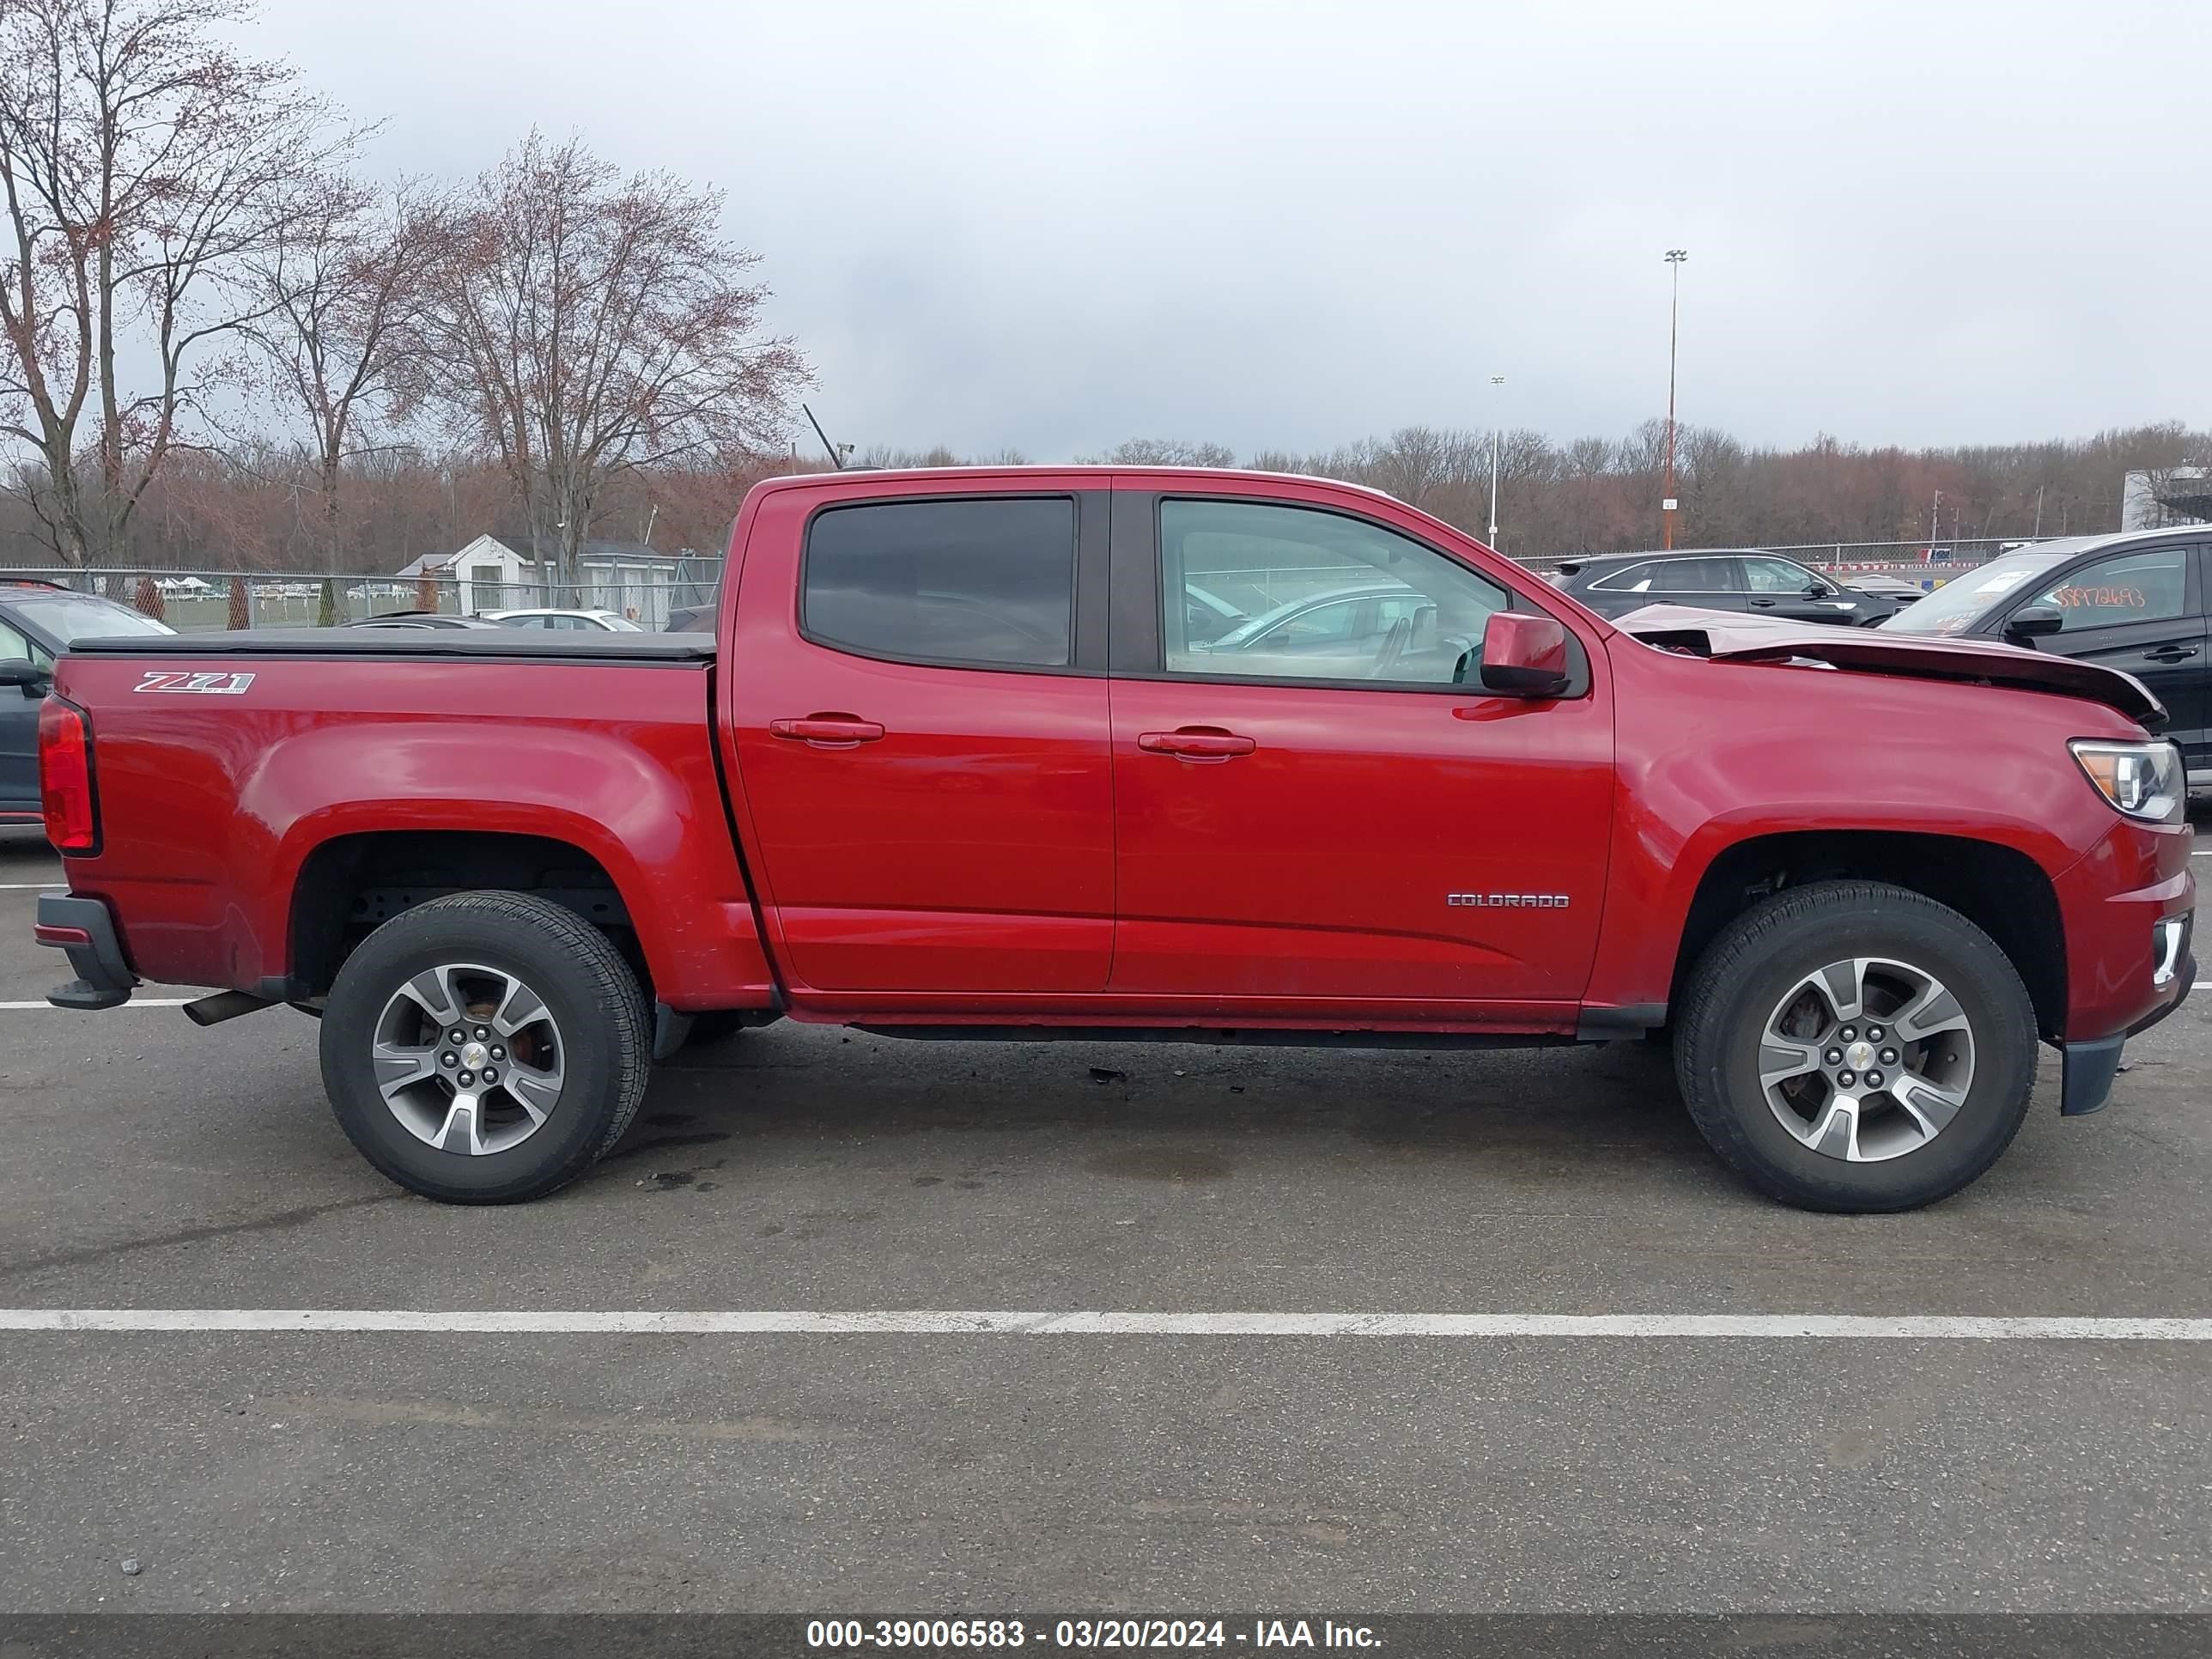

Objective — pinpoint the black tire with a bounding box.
[320,890,650,1204]
[1674,880,2037,1213]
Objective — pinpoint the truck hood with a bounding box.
[1611,604,2166,728]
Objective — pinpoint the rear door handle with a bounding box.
[769,715,885,745]
[1138,728,1256,761]
[2142,646,2200,664]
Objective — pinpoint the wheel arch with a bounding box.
[284,829,644,1000]
[1666,830,2066,1042]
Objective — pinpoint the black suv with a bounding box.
[1,580,174,825]
[1881,529,2212,793]
[1550,549,1899,626]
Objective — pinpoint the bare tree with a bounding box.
[1083,438,1237,468]
[0,0,355,564]
[425,131,806,591]
[243,176,444,572]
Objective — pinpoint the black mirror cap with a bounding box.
[0,658,48,692]
[1481,660,1573,696]
[1478,611,1573,698]
[2005,605,2065,640]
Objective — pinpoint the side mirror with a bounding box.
[1804,580,1831,597]
[1479,611,1571,697]
[2005,605,2064,641]
[0,659,49,694]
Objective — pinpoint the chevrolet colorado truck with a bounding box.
[21,467,2197,1211]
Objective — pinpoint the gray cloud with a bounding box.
[260,0,2211,456]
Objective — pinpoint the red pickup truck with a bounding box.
[24,466,2196,1212]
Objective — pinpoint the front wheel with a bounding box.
[1674,880,2037,1212]
[320,890,650,1203]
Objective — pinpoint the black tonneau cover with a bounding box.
[65,628,714,664]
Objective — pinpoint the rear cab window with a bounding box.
[803,497,1076,669]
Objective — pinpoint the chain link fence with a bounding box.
[4,532,2080,638]
[5,565,724,632]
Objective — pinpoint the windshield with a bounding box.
[9,593,177,644]
[1877,552,2068,635]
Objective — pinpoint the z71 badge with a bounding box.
[133,670,255,695]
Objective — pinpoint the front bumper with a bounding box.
[2059,917,2195,1115]
[33,893,137,1010]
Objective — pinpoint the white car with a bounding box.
[477,608,643,632]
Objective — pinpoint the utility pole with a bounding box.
[1929,489,1942,548]
[2033,483,2045,538]
[1486,375,1506,548]
[1662,249,1687,550]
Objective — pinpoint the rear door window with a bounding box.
[1661,557,1740,592]
[804,497,1075,669]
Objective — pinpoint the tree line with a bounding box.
[892,422,2210,558]
[3,3,2203,580]
[1,0,800,583]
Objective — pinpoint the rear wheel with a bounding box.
[320,890,649,1203]
[1674,880,2037,1212]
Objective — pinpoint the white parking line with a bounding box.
[0,999,192,1010]
[0,883,63,890]
[3,1310,2212,1339]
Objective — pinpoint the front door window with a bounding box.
[1160,498,1510,686]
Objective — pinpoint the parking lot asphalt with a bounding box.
[2,825,2209,1613]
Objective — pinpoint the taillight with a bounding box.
[38,695,99,854]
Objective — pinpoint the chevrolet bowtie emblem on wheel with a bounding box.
[1447,892,1571,908]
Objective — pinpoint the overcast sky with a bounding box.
[262,0,2208,460]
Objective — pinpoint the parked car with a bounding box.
[663,604,714,634]
[31,467,2193,1216]
[1841,573,1928,606]
[478,608,643,632]
[343,612,502,630]
[1880,529,2212,793]
[1184,580,1497,683]
[0,580,173,828]
[1552,550,1898,626]
[1181,581,1249,646]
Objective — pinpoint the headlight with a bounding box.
[2069,739,2185,823]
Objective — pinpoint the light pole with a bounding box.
[1662,248,1687,550]
[1486,375,1506,548]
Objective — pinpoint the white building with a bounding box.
[395,535,691,622]
[2120,467,2211,532]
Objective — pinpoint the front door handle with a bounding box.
[2143,646,2200,664]
[769,715,885,745]
[1748,598,1779,609]
[1138,727,1256,762]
